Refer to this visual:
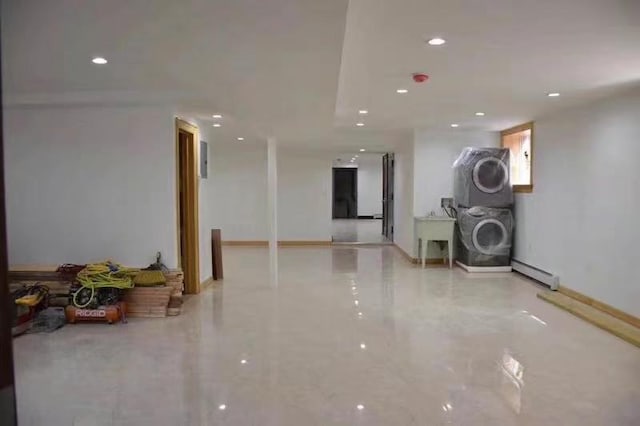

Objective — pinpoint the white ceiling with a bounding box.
[2,0,351,145]
[336,0,640,133]
[3,0,640,149]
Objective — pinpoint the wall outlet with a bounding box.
[441,197,453,208]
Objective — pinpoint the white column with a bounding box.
[267,137,278,282]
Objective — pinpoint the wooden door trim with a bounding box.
[175,118,200,294]
[0,33,18,422]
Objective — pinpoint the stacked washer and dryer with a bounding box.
[453,148,514,269]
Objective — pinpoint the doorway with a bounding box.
[332,168,357,219]
[331,154,392,244]
[382,153,394,241]
[175,119,200,294]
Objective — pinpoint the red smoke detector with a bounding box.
[413,73,429,83]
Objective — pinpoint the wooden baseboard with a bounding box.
[537,291,640,348]
[222,240,331,247]
[393,244,416,263]
[393,244,450,265]
[200,276,215,289]
[558,285,640,329]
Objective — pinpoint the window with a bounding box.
[501,122,533,193]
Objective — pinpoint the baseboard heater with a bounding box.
[511,259,559,291]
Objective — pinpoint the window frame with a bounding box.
[501,121,534,193]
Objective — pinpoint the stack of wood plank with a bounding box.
[123,286,173,317]
[9,265,185,318]
[165,270,184,316]
[123,270,184,318]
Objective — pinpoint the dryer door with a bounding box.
[471,218,508,255]
[472,157,509,194]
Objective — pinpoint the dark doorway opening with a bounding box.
[332,168,357,219]
[382,153,394,241]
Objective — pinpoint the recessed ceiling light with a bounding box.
[396,89,408,94]
[354,155,359,158]
[450,123,459,128]
[358,110,368,115]
[427,37,446,46]
[357,404,365,411]
[360,343,366,349]
[240,359,247,364]
[213,123,221,127]
[475,112,485,116]
[212,114,222,118]
[547,92,560,97]
[218,404,226,411]
[356,122,365,127]
[91,57,107,65]
[237,137,244,141]
[360,148,366,152]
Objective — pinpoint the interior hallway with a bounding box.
[332,219,389,244]
[12,247,640,426]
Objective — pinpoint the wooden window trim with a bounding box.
[501,121,534,193]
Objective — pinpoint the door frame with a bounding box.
[0,31,17,422]
[175,118,200,294]
[332,167,358,219]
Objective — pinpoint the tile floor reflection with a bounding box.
[13,246,640,425]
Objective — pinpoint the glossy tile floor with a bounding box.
[13,247,640,425]
[332,219,389,243]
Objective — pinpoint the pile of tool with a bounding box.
[66,260,133,324]
[8,256,185,328]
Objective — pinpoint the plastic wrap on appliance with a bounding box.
[453,147,513,208]
[457,206,513,255]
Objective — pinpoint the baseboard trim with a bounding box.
[393,244,451,266]
[558,285,640,329]
[222,241,268,247]
[222,240,331,247]
[200,276,215,289]
[537,291,640,348]
[356,215,382,219]
[394,244,416,264]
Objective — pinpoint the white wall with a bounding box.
[412,129,499,257]
[196,123,214,282]
[393,141,415,256]
[207,144,269,241]
[278,150,332,241]
[514,87,640,317]
[205,145,332,242]
[413,129,500,217]
[356,154,382,217]
[4,105,177,267]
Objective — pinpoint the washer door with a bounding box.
[472,157,508,194]
[472,218,508,255]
